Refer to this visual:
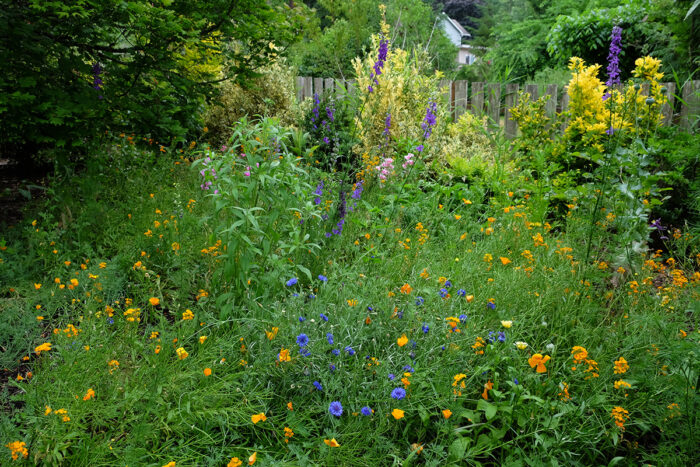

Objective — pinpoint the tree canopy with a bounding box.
[0,0,310,155]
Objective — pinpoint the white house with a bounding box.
[441,16,477,66]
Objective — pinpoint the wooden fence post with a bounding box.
[453,80,468,120]
[560,92,570,132]
[660,82,676,126]
[524,84,538,100]
[487,83,501,129]
[303,77,312,101]
[471,82,485,115]
[296,76,304,102]
[439,79,451,114]
[680,80,699,131]
[504,83,519,139]
[324,78,335,95]
[313,77,324,97]
[544,84,557,119]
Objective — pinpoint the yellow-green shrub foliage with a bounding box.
[436,112,495,179]
[564,56,666,153]
[352,26,448,179]
[509,92,555,155]
[204,60,298,146]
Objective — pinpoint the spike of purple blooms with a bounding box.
[421,101,437,139]
[603,26,623,101]
[368,37,389,92]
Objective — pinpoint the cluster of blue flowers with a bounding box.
[368,37,389,93]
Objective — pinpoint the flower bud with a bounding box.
[645,97,655,105]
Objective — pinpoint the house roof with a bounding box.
[445,16,471,39]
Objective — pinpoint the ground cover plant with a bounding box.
[1,12,699,467]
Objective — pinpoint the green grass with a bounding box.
[1,131,698,466]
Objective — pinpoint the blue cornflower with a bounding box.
[308,294,316,300]
[388,373,395,380]
[514,378,519,385]
[313,381,323,391]
[286,278,298,286]
[415,296,424,306]
[327,333,334,344]
[298,316,306,323]
[296,333,309,347]
[329,401,343,417]
[422,323,429,334]
[320,313,329,322]
[415,144,424,153]
[361,406,372,416]
[329,364,336,372]
[331,349,340,356]
[318,275,328,282]
[107,317,114,325]
[444,280,452,288]
[345,346,355,356]
[498,331,506,343]
[403,365,414,372]
[299,347,311,357]
[487,301,496,310]
[391,387,406,400]
[396,310,404,319]
[457,289,466,297]
[459,314,468,323]
[439,288,448,298]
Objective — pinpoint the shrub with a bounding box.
[203,61,299,147]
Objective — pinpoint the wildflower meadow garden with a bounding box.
[1,1,699,465]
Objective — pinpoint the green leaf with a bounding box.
[477,399,497,420]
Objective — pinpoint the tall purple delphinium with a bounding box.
[92,63,103,99]
[311,93,320,129]
[421,100,437,139]
[313,181,324,205]
[603,26,623,101]
[380,112,391,149]
[368,37,389,93]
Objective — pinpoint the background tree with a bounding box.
[0,0,310,159]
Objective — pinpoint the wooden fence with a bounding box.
[295,77,699,138]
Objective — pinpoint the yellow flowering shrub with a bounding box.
[436,112,495,179]
[352,15,447,178]
[563,56,667,153]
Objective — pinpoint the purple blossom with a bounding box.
[361,406,372,416]
[421,101,438,139]
[329,401,343,417]
[313,381,323,391]
[604,26,623,100]
[368,37,389,92]
[391,387,406,400]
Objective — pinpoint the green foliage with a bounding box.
[193,118,323,309]
[435,112,496,183]
[203,61,299,147]
[301,89,358,172]
[0,0,309,157]
[291,0,458,77]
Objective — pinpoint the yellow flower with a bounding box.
[265,327,279,340]
[278,348,291,362]
[251,413,267,424]
[482,380,493,400]
[347,299,358,306]
[162,462,176,467]
[199,336,208,344]
[614,380,631,389]
[34,283,41,289]
[171,242,180,252]
[391,408,405,419]
[228,458,242,467]
[324,438,340,447]
[528,354,550,373]
[514,341,528,350]
[397,334,408,347]
[571,346,588,363]
[442,409,452,419]
[149,297,160,306]
[614,357,629,374]
[34,342,52,355]
[501,320,512,328]
[483,253,492,262]
[611,406,630,430]
[5,441,29,460]
[82,388,95,401]
[176,347,188,360]
[499,257,511,265]
[400,283,412,294]
[248,452,257,465]
[182,309,194,320]
[203,368,212,377]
